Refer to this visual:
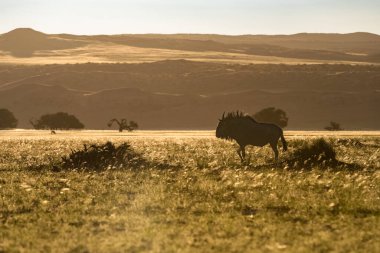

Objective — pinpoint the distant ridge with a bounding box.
[2,28,379,42]
[0,28,380,64]
[0,28,86,57]
[1,28,47,39]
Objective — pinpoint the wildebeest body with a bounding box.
[216,112,287,161]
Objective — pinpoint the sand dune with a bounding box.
[0,28,87,58]
[0,28,379,64]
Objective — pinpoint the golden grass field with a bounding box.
[0,130,379,252]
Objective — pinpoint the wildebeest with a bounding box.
[216,111,287,162]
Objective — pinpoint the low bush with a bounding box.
[287,138,337,168]
[60,142,146,171]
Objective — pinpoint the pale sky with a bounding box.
[1,0,380,35]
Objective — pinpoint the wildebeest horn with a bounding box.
[222,112,225,119]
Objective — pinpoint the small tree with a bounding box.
[324,121,343,131]
[30,112,84,130]
[253,107,288,128]
[0,108,18,129]
[108,118,138,132]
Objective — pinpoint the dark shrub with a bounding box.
[0,108,18,129]
[31,112,84,130]
[253,107,288,128]
[325,121,343,131]
[60,142,146,171]
[289,138,337,167]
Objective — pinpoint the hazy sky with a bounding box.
[1,0,380,35]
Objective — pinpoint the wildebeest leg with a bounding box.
[270,141,279,161]
[237,146,244,162]
[241,146,246,160]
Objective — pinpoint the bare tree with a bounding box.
[324,121,343,131]
[108,118,138,132]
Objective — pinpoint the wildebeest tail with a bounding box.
[280,130,287,151]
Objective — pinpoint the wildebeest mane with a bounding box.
[220,111,257,123]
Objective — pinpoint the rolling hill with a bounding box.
[1,28,380,64]
[0,61,379,130]
[0,28,86,57]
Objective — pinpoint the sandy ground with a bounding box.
[0,43,377,65]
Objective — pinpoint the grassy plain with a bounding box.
[0,131,379,252]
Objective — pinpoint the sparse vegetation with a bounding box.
[253,107,289,128]
[30,112,84,130]
[0,108,18,129]
[0,132,379,252]
[108,118,138,132]
[325,121,344,131]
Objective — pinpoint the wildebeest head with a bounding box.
[216,112,230,139]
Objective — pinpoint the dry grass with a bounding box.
[0,131,379,252]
